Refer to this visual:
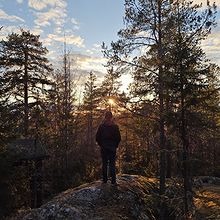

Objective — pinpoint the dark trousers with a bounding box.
[101,148,116,183]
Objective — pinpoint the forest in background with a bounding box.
[0,0,220,219]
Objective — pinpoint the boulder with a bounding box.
[12,175,158,220]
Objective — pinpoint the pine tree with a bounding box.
[103,1,171,218]
[0,29,52,137]
[103,0,218,218]
[162,1,218,214]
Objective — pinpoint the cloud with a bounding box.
[84,43,102,55]
[47,53,106,90]
[29,0,47,10]
[93,43,101,49]
[54,26,62,34]
[41,36,52,46]
[201,0,220,5]
[73,25,80,30]
[71,18,79,25]
[0,25,21,39]
[31,0,69,44]
[46,49,57,60]
[69,53,107,73]
[33,7,66,27]
[28,0,66,10]
[193,0,220,8]
[32,27,44,35]
[17,0,24,3]
[0,9,24,22]
[30,0,84,55]
[201,30,220,64]
[71,18,80,30]
[47,34,85,48]
[86,49,94,55]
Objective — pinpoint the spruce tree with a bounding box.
[162,1,218,214]
[99,67,123,112]
[83,71,100,148]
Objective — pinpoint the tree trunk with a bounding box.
[157,1,166,219]
[24,50,29,137]
[180,63,192,216]
[30,159,43,208]
[180,89,192,215]
[166,140,172,178]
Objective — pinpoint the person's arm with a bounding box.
[115,125,121,148]
[96,125,102,146]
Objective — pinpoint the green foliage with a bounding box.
[83,71,101,112]
[0,29,52,138]
[0,29,52,104]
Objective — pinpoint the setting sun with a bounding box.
[108,98,115,105]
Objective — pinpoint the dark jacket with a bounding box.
[96,121,121,151]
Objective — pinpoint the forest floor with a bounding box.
[194,184,220,220]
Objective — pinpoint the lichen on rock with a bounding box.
[12,175,158,220]
[11,175,220,220]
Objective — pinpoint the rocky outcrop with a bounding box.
[13,175,159,220]
[12,175,220,220]
[193,176,220,188]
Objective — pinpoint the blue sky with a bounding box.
[0,0,220,86]
[0,0,125,46]
[0,0,125,78]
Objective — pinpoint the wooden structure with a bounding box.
[8,138,48,208]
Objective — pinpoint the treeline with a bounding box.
[0,0,220,219]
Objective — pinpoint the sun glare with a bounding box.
[108,98,115,105]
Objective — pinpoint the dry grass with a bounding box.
[194,185,220,219]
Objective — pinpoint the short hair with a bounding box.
[105,111,113,119]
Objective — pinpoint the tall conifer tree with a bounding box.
[0,30,52,137]
[104,0,218,218]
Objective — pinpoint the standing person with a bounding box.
[96,111,121,184]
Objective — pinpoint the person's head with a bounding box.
[105,111,113,121]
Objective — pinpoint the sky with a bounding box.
[0,0,125,81]
[0,0,220,89]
